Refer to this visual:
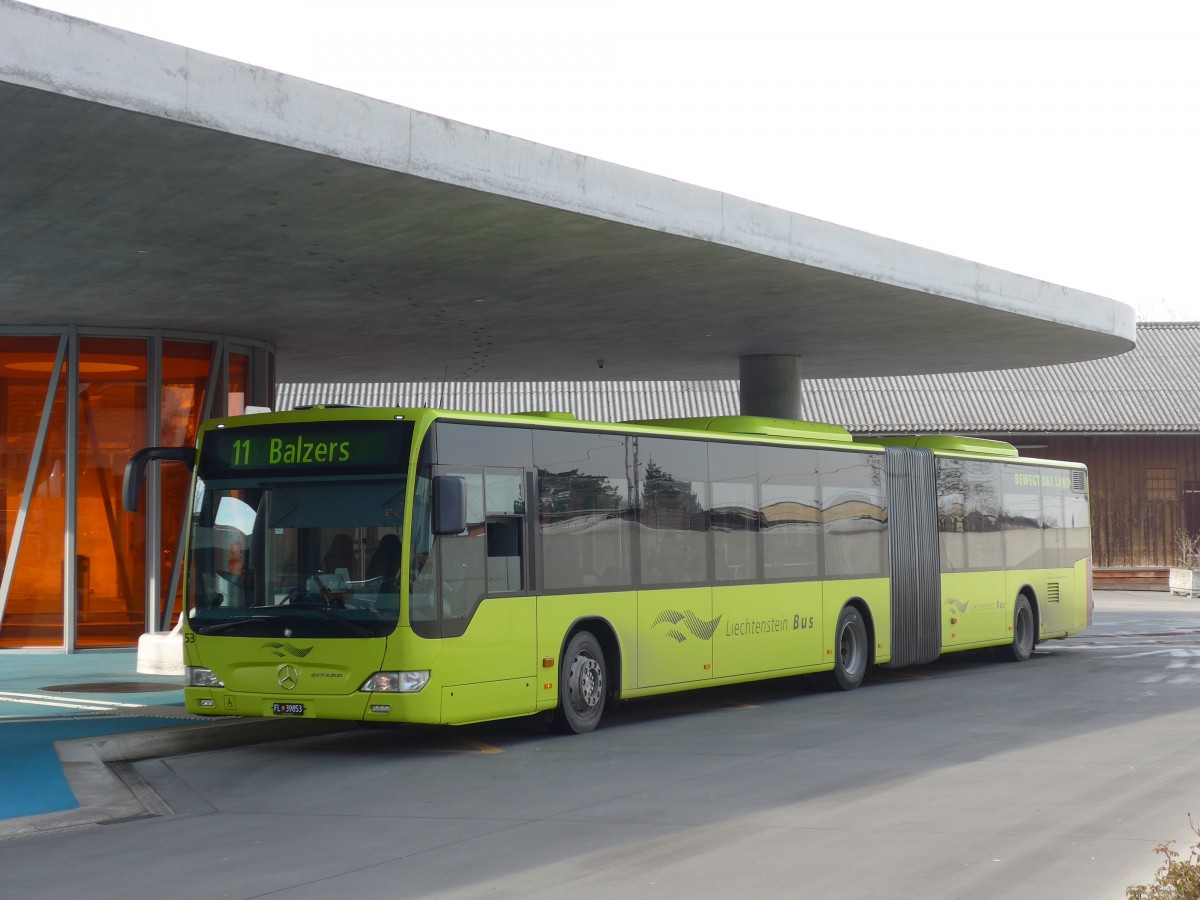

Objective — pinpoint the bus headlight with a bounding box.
[186,666,225,688]
[360,671,429,693]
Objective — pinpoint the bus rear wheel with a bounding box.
[553,630,607,734]
[1001,595,1035,662]
[825,606,868,691]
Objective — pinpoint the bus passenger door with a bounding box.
[634,437,713,689]
[435,467,537,722]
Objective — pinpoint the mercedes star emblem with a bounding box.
[277,664,300,690]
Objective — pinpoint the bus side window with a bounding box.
[820,451,888,579]
[964,462,1002,570]
[758,446,822,582]
[486,517,523,592]
[1002,463,1044,568]
[637,438,709,586]
[440,531,486,620]
[437,470,486,622]
[434,466,528,624]
[1063,479,1090,564]
[484,468,525,593]
[534,430,634,591]
[1040,467,1067,568]
[710,441,760,583]
[409,464,438,625]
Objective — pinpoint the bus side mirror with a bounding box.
[432,475,468,535]
[123,447,195,513]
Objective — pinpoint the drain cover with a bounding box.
[41,681,181,694]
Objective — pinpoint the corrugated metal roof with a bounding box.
[276,322,1200,434]
[279,380,741,423]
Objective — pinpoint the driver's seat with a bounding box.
[366,534,402,590]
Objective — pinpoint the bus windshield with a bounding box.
[185,419,414,638]
[186,477,407,638]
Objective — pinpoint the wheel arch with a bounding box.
[561,616,622,701]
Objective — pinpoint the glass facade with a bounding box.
[75,337,149,647]
[0,330,273,651]
[159,340,216,631]
[0,336,67,648]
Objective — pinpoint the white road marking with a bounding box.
[1054,642,1200,685]
[0,691,146,713]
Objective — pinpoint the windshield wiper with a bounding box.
[195,606,378,638]
[194,614,274,635]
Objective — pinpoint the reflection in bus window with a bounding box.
[1063,483,1091,564]
[484,469,525,594]
[1041,467,1068,568]
[937,458,968,572]
[965,462,1003,569]
[535,430,634,591]
[1003,464,1044,568]
[422,462,529,631]
[939,459,1002,572]
[820,451,888,579]
[758,446,821,582]
[709,442,759,582]
[637,438,708,586]
[433,467,486,623]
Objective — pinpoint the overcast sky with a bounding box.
[31,0,1200,321]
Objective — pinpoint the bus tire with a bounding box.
[826,606,869,691]
[1001,595,1035,663]
[553,630,607,734]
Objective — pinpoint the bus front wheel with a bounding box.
[1001,595,1035,662]
[554,630,607,734]
[826,606,869,691]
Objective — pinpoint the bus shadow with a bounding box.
[313,648,1055,754]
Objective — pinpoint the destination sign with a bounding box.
[199,421,413,477]
[1006,468,1075,491]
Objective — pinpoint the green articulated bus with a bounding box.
[124,407,1092,734]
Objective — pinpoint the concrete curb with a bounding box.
[0,718,353,840]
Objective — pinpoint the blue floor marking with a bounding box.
[0,717,180,819]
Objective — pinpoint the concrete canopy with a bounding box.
[1,2,1135,386]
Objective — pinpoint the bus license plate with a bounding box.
[272,702,305,716]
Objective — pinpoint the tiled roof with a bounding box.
[276,322,1200,434]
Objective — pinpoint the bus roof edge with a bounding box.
[625,416,853,443]
[871,435,1020,457]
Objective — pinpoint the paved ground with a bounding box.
[1,591,1199,899]
[0,651,348,828]
[0,652,190,820]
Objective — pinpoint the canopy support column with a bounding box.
[739,355,803,420]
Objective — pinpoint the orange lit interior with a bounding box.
[1,336,259,649]
[0,337,68,648]
[158,341,213,629]
[75,337,149,647]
